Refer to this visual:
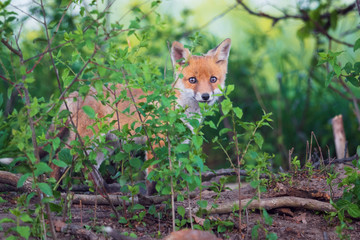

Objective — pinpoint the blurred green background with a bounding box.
[1,0,359,169]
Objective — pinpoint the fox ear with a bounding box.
[171,41,190,67]
[207,38,231,64]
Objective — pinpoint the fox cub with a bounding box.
[54,38,231,194]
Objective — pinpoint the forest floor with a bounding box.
[0,169,359,240]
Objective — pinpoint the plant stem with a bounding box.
[167,131,176,232]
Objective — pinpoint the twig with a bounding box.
[288,147,294,170]
[312,154,358,168]
[10,4,44,24]
[1,39,23,59]
[183,3,238,36]
[26,0,73,74]
[236,0,355,47]
[311,131,324,166]
[167,132,176,232]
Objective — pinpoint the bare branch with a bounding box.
[235,0,355,47]
[10,4,44,24]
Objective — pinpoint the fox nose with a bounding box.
[201,93,210,101]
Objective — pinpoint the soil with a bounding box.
[0,170,359,240]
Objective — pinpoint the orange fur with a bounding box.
[165,229,222,240]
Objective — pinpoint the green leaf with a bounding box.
[51,159,68,168]
[346,76,360,87]
[233,107,243,119]
[263,209,273,225]
[226,84,234,95]
[177,206,185,218]
[58,148,72,164]
[221,99,232,115]
[192,135,203,150]
[205,120,216,129]
[58,109,71,119]
[118,217,127,224]
[333,63,341,77]
[266,232,278,240]
[217,224,227,233]
[354,38,360,52]
[34,162,53,177]
[254,133,264,149]
[0,217,15,223]
[296,24,310,40]
[38,182,53,196]
[0,197,7,203]
[82,105,96,119]
[52,137,60,151]
[325,71,335,87]
[354,62,360,74]
[17,173,31,188]
[129,20,140,29]
[343,62,352,74]
[175,144,190,153]
[347,203,360,218]
[60,0,71,7]
[129,158,142,169]
[197,200,208,209]
[132,204,145,210]
[16,226,30,240]
[20,214,33,223]
[251,224,260,239]
[219,127,231,136]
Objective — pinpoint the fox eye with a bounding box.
[210,76,217,83]
[189,77,197,84]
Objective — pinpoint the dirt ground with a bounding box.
[0,170,359,240]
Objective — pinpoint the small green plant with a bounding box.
[327,148,360,239]
[290,156,300,173]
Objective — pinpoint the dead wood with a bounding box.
[202,196,336,214]
[272,185,330,201]
[312,154,358,168]
[332,115,348,159]
[62,193,127,206]
[56,221,104,240]
[0,170,32,193]
[200,168,271,181]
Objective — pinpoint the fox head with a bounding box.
[171,38,231,106]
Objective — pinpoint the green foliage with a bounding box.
[1,0,359,238]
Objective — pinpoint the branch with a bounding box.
[312,154,358,168]
[201,196,336,214]
[183,4,238,37]
[10,4,44,24]
[1,39,23,59]
[236,0,355,47]
[236,1,355,24]
[0,171,33,193]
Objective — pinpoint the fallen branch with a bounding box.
[0,170,32,193]
[198,196,336,215]
[312,154,358,168]
[62,193,127,206]
[55,221,104,240]
[272,185,330,201]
